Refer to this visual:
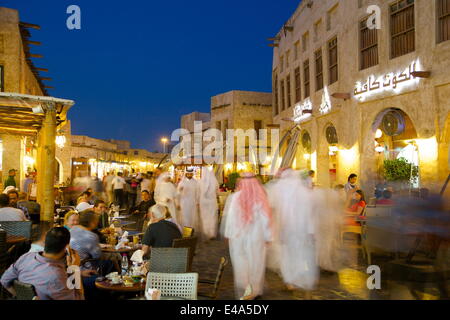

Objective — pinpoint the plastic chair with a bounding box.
[182,227,194,238]
[149,248,188,273]
[13,280,37,300]
[198,257,228,299]
[0,221,32,240]
[172,237,198,272]
[146,272,198,300]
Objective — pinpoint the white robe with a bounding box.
[154,179,180,226]
[199,170,219,240]
[177,178,200,230]
[267,171,318,290]
[223,192,272,299]
[312,189,345,272]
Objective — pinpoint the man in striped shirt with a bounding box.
[1,227,95,300]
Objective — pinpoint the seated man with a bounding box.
[131,190,155,230]
[0,227,89,300]
[131,190,155,216]
[17,192,40,223]
[70,210,106,264]
[0,194,27,221]
[7,189,30,220]
[69,210,116,299]
[75,191,94,212]
[93,200,109,243]
[142,204,182,258]
[93,200,109,230]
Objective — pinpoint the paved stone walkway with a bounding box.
[192,239,446,300]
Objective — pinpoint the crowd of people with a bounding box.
[0,166,223,300]
[220,170,372,300]
[2,163,439,301]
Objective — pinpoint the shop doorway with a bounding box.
[373,108,419,189]
[326,124,339,187]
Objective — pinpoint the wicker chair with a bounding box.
[182,227,194,238]
[172,237,198,272]
[0,221,32,240]
[146,272,198,300]
[13,280,37,300]
[0,229,8,276]
[149,248,189,273]
[198,257,228,299]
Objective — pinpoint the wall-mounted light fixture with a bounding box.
[331,92,351,100]
[411,71,431,78]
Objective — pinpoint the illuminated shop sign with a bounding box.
[319,87,332,115]
[293,99,313,123]
[354,60,421,102]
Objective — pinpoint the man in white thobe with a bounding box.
[177,168,200,230]
[222,173,273,300]
[267,169,318,297]
[154,172,180,226]
[198,168,219,240]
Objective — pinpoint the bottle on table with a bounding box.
[121,254,129,276]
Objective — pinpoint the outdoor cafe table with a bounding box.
[95,278,146,293]
[6,235,27,245]
[126,230,144,237]
[101,244,142,255]
[113,220,136,227]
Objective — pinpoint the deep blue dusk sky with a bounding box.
[2,0,300,151]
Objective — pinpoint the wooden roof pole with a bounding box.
[37,103,57,222]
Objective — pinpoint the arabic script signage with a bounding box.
[293,99,313,123]
[319,87,332,115]
[354,60,421,101]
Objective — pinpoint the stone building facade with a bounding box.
[180,111,211,159]
[56,128,167,183]
[271,0,450,194]
[0,7,51,190]
[211,90,273,179]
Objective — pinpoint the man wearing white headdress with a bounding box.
[222,173,273,300]
[177,167,200,230]
[198,167,219,240]
[154,172,180,226]
[267,168,318,297]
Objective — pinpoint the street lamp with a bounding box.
[161,137,168,153]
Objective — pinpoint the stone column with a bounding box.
[37,103,56,222]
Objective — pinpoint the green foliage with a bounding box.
[226,172,240,191]
[383,157,419,183]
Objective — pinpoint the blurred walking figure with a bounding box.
[154,172,179,226]
[198,167,219,240]
[223,173,273,300]
[313,187,345,273]
[103,172,115,206]
[177,168,200,231]
[266,169,318,297]
[112,172,126,209]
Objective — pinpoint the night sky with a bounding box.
[2,0,300,151]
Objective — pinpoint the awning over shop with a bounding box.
[0,92,74,222]
[0,92,74,135]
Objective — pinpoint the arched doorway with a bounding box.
[55,157,64,185]
[372,108,419,189]
[325,124,339,187]
[301,130,312,170]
